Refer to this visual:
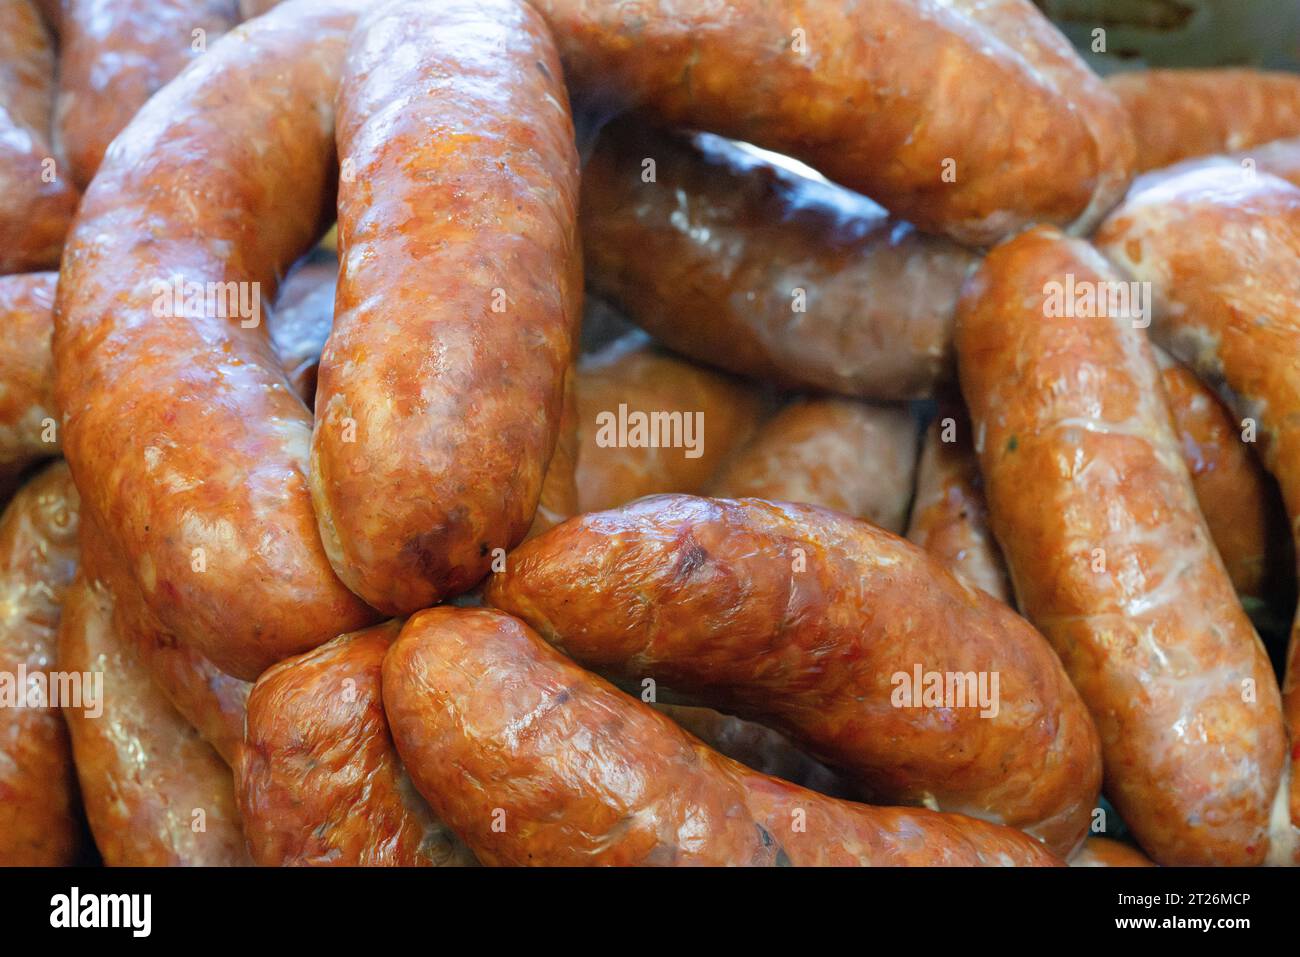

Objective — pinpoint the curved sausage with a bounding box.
[55,0,242,187]
[906,411,1013,603]
[536,0,1133,243]
[309,0,581,616]
[0,461,80,865]
[0,273,59,479]
[1069,837,1155,868]
[575,339,766,513]
[1095,167,1300,860]
[485,495,1101,857]
[267,254,337,408]
[236,621,475,867]
[581,123,976,399]
[0,0,78,273]
[1108,69,1300,173]
[710,398,917,533]
[383,605,1062,866]
[54,0,378,681]
[957,225,1286,866]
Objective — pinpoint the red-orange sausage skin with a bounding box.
[383,606,1062,866]
[957,226,1285,866]
[486,495,1101,857]
[1069,837,1155,868]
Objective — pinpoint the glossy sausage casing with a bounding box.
[383,606,1062,866]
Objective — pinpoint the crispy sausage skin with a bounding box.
[536,0,1132,243]
[54,0,378,681]
[581,123,976,399]
[575,339,765,513]
[56,0,242,187]
[383,606,1062,866]
[0,273,59,478]
[957,226,1286,866]
[1095,168,1300,858]
[1108,69,1300,173]
[310,0,582,616]
[711,398,917,533]
[0,461,80,865]
[906,412,1013,604]
[0,0,78,273]
[1068,837,1155,868]
[237,621,476,867]
[485,495,1101,857]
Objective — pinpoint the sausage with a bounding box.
[1156,347,1288,605]
[535,0,1133,243]
[485,495,1102,857]
[0,0,78,273]
[1129,136,1300,196]
[0,273,59,479]
[0,461,80,865]
[710,398,917,533]
[581,123,976,399]
[1094,166,1300,861]
[309,0,582,616]
[906,411,1013,604]
[60,567,250,866]
[267,254,337,408]
[383,605,1063,866]
[1107,69,1300,173]
[1068,837,1155,868]
[55,0,242,187]
[575,339,766,513]
[956,225,1286,866]
[237,621,476,867]
[54,0,378,681]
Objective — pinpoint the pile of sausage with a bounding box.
[2,0,1299,869]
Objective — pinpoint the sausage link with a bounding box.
[1095,167,1300,860]
[1129,136,1300,196]
[56,0,241,187]
[383,606,1062,866]
[310,0,581,616]
[581,123,976,398]
[536,0,1133,243]
[575,339,766,513]
[54,0,378,680]
[0,273,59,478]
[0,0,78,273]
[1108,69,1300,173]
[957,225,1286,866]
[711,398,917,533]
[1068,837,1155,868]
[0,461,80,865]
[485,495,1101,857]
[906,411,1013,603]
[237,621,476,867]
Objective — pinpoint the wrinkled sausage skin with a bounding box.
[957,225,1286,866]
[383,606,1063,866]
[486,495,1101,857]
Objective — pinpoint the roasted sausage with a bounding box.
[536,0,1133,243]
[54,0,378,681]
[711,398,917,533]
[0,0,78,273]
[581,123,976,398]
[0,461,80,865]
[1069,837,1155,868]
[485,495,1102,857]
[0,273,59,480]
[383,605,1063,866]
[575,339,765,513]
[957,225,1286,866]
[310,0,582,616]
[906,411,1013,603]
[56,0,242,187]
[237,621,475,867]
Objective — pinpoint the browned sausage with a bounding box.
[1069,837,1155,868]
[957,225,1286,866]
[536,0,1133,243]
[0,273,59,479]
[54,0,378,681]
[581,123,977,398]
[383,605,1063,866]
[0,461,80,865]
[485,495,1101,857]
[236,621,475,867]
[711,398,917,533]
